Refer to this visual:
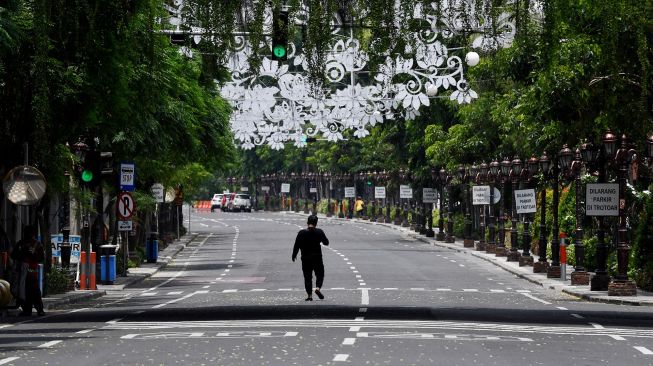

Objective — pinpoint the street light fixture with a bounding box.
[476,163,488,250]
[570,148,590,285]
[496,157,511,257]
[533,152,551,273]
[518,155,539,267]
[507,156,522,262]
[486,160,499,253]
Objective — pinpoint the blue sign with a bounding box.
[120,163,135,191]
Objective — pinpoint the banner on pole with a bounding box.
[344,187,356,198]
[515,189,537,214]
[423,188,437,203]
[400,185,413,199]
[586,183,619,216]
[375,186,386,199]
[473,186,490,205]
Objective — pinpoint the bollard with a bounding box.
[38,263,44,294]
[79,251,97,290]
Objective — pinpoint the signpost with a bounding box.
[281,183,290,193]
[344,187,355,198]
[375,186,386,199]
[241,186,249,192]
[473,186,490,205]
[119,163,135,191]
[514,189,537,214]
[151,183,164,203]
[399,185,413,199]
[585,183,619,216]
[422,188,437,203]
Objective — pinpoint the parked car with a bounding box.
[210,194,223,212]
[228,193,252,212]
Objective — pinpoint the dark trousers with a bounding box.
[23,277,44,314]
[301,257,324,295]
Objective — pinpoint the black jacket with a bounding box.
[292,227,329,260]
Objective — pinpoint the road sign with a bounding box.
[473,186,490,205]
[261,186,270,192]
[281,183,290,193]
[151,183,164,203]
[400,185,413,199]
[120,163,135,191]
[586,183,619,216]
[515,189,537,214]
[310,187,317,193]
[117,192,135,219]
[344,187,355,198]
[118,220,133,232]
[492,187,501,204]
[241,186,249,192]
[423,188,437,203]
[375,186,386,199]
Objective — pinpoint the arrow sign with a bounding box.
[117,192,135,219]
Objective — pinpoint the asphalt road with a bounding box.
[1,211,653,365]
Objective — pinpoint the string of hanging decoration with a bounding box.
[165,1,518,150]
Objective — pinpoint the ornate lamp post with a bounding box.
[302,172,309,213]
[461,166,474,247]
[401,169,411,227]
[444,169,455,243]
[546,146,572,278]
[425,168,436,238]
[533,152,551,273]
[469,164,479,246]
[607,134,637,296]
[324,172,332,217]
[569,148,590,285]
[507,157,522,262]
[456,165,467,242]
[475,163,487,251]
[436,168,447,241]
[518,155,539,267]
[486,160,499,253]
[496,157,511,256]
[380,170,390,223]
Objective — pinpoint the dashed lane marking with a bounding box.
[609,335,626,341]
[520,293,552,305]
[0,357,20,365]
[76,329,94,334]
[343,338,356,345]
[333,354,349,362]
[634,346,653,355]
[38,340,63,348]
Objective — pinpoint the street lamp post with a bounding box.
[507,157,522,262]
[486,160,499,253]
[401,170,411,227]
[475,163,487,251]
[518,155,539,267]
[325,172,333,217]
[533,152,551,273]
[444,169,455,243]
[462,166,474,248]
[607,134,637,296]
[426,168,436,238]
[496,157,511,257]
[570,148,590,285]
[437,168,447,241]
[546,146,572,278]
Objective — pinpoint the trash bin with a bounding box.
[100,245,117,285]
[146,233,159,263]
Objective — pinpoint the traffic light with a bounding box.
[272,9,289,61]
[77,151,113,189]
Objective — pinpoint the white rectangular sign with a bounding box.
[261,186,270,192]
[118,220,133,232]
[281,183,290,193]
[241,186,249,192]
[586,183,619,216]
[151,183,164,203]
[515,189,537,214]
[309,187,317,193]
[423,188,437,203]
[473,186,490,205]
[375,186,386,199]
[400,185,413,199]
[344,187,356,198]
[50,234,82,263]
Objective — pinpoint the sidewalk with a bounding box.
[287,212,653,307]
[41,235,197,310]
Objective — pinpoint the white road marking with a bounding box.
[383,288,398,290]
[39,340,63,348]
[251,289,265,292]
[76,329,94,334]
[463,289,479,292]
[343,338,356,345]
[0,357,20,365]
[333,354,349,362]
[360,283,367,286]
[490,289,506,293]
[106,318,123,324]
[361,288,369,305]
[69,308,88,313]
[520,293,552,305]
[140,292,157,296]
[152,291,204,309]
[571,313,585,319]
[223,289,238,293]
[609,335,626,341]
[331,287,345,290]
[556,307,569,311]
[349,326,361,331]
[167,291,183,295]
[410,288,425,291]
[278,288,292,291]
[355,317,365,321]
[589,323,604,329]
[436,288,452,291]
[634,346,653,355]
[516,290,531,293]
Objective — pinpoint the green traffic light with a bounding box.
[81,169,94,183]
[273,44,286,58]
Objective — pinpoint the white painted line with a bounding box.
[0,357,20,365]
[223,289,238,293]
[349,326,361,331]
[521,293,552,305]
[229,260,234,263]
[361,288,369,305]
[634,346,653,355]
[383,288,398,290]
[69,308,89,313]
[357,332,369,337]
[360,283,366,286]
[140,292,157,296]
[76,329,94,334]
[462,289,479,292]
[355,317,364,321]
[0,325,12,329]
[121,334,138,339]
[350,266,356,269]
[227,265,233,268]
[516,290,531,293]
[284,332,298,337]
[224,269,230,272]
[556,306,569,311]
[106,318,123,324]
[330,287,345,290]
[490,289,506,293]
[167,291,183,295]
[343,338,356,345]
[251,289,266,292]
[356,275,362,278]
[196,290,209,294]
[353,270,359,273]
[436,288,452,291]
[202,285,210,289]
[347,262,352,265]
[589,323,604,329]
[333,354,349,362]
[410,288,425,291]
[278,288,293,291]
[459,264,465,267]
[571,313,585,319]
[39,340,63,348]
[609,335,626,341]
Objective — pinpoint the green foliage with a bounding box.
[46,267,70,295]
[632,191,653,290]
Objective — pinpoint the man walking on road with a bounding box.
[292,215,329,301]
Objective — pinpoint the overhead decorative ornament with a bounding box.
[165,1,517,150]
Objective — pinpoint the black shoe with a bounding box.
[315,289,324,300]
[304,297,313,301]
